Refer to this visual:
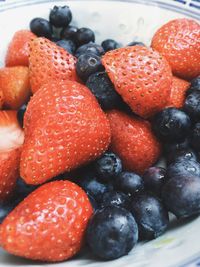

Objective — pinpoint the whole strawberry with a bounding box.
[29,37,78,93]
[102,46,172,118]
[20,80,111,185]
[151,18,200,80]
[0,111,24,201]
[5,30,36,67]
[107,110,161,174]
[167,76,190,109]
[0,180,93,262]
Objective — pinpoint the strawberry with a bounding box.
[0,66,31,110]
[0,111,24,201]
[5,30,36,67]
[0,180,93,262]
[29,37,78,93]
[151,18,200,80]
[0,89,4,109]
[20,80,111,185]
[167,76,190,109]
[102,46,172,118]
[107,110,161,174]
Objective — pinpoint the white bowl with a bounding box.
[0,1,200,266]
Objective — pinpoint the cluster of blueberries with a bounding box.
[2,5,200,261]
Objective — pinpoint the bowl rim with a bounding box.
[0,0,200,20]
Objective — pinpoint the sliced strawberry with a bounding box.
[0,180,93,262]
[0,66,31,110]
[107,110,161,174]
[5,30,36,67]
[167,76,190,109]
[20,80,111,185]
[29,37,78,93]
[0,111,24,201]
[151,18,200,80]
[102,46,172,118]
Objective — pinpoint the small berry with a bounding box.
[60,25,78,40]
[101,39,120,52]
[128,41,145,46]
[167,160,200,179]
[95,152,122,182]
[49,6,72,28]
[186,76,200,95]
[153,107,191,142]
[191,123,200,152]
[184,91,200,122]
[166,148,198,165]
[30,18,52,39]
[75,28,95,46]
[100,191,131,210]
[115,172,144,195]
[87,206,138,260]
[56,39,76,54]
[163,138,190,155]
[75,43,104,58]
[76,53,104,82]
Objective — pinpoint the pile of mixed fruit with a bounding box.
[0,4,200,263]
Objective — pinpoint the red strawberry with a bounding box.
[107,110,161,174]
[0,111,24,201]
[0,89,4,109]
[0,66,31,109]
[151,18,200,80]
[5,30,36,67]
[29,37,78,93]
[102,46,172,118]
[20,80,111,185]
[167,76,190,109]
[0,180,93,262]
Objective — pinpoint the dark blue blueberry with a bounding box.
[166,160,200,179]
[60,25,78,40]
[86,72,122,110]
[30,18,52,39]
[162,175,200,218]
[101,39,120,52]
[128,41,145,46]
[87,194,98,211]
[76,53,104,82]
[166,148,198,165]
[75,28,95,46]
[100,191,131,210]
[75,43,104,58]
[56,39,76,54]
[191,123,200,152]
[143,167,167,197]
[152,107,191,142]
[95,152,122,182]
[130,193,169,240]
[184,91,200,122]
[115,172,144,195]
[49,6,72,28]
[186,76,200,96]
[0,200,18,223]
[87,206,138,260]
[17,104,27,128]
[13,178,38,202]
[163,138,190,155]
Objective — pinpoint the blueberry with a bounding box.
[76,174,112,203]
[56,39,76,54]
[75,43,104,58]
[87,194,98,211]
[75,28,95,46]
[152,107,191,142]
[184,91,200,122]
[167,160,200,179]
[143,167,167,197]
[115,172,144,195]
[49,6,72,28]
[87,206,138,260]
[163,138,190,155]
[191,123,200,152]
[60,25,78,40]
[0,200,18,223]
[30,18,52,39]
[101,39,120,52]
[128,41,145,46]
[76,53,104,82]
[186,76,200,96]
[14,178,38,202]
[17,104,27,128]
[166,148,198,165]
[86,72,122,110]
[100,191,131,210]
[95,152,122,182]
[162,175,200,218]
[130,193,169,240]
